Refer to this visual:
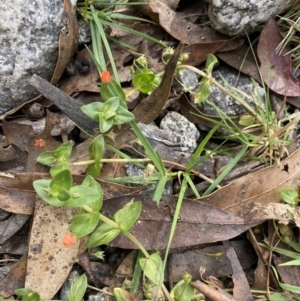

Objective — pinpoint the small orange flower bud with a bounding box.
[62,233,77,248]
[101,71,111,84]
[35,139,45,147]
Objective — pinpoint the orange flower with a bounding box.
[35,139,45,147]
[62,233,77,248]
[101,71,111,84]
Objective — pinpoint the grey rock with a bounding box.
[0,209,11,222]
[0,0,64,115]
[87,289,108,301]
[206,0,293,36]
[59,270,80,301]
[199,65,265,116]
[173,68,199,93]
[160,111,200,152]
[78,18,91,45]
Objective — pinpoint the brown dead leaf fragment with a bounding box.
[2,119,35,153]
[51,0,79,85]
[101,195,259,250]
[169,240,255,282]
[58,47,100,96]
[25,198,80,300]
[217,45,262,84]
[201,147,300,220]
[223,241,253,301]
[257,18,300,97]
[0,254,27,298]
[149,0,229,45]
[192,280,236,301]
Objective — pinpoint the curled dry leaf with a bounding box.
[257,18,300,97]
[223,241,253,301]
[51,0,79,85]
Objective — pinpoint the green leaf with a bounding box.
[113,288,135,301]
[82,176,103,211]
[67,274,87,301]
[50,169,73,198]
[170,278,194,301]
[53,141,73,162]
[15,289,43,301]
[153,174,168,205]
[15,288,36,298]
[86,163,101,178]
[139,252,163,286]
[81,102,103,121]
[279,258,300,266]
[71,211,100,237]
[50,161,70,177]
[132,73,155,94]
[64,185,100,208]
[33,179,65,207]
[115,106,135,125]
[102,96,120,113]
[86,223,120,248]
[89,135,105,163]
[114,200,141,232]
[280,188,299,205]
[99,116,114,133]
[37,151,57,166]
[194,79,211,104]
[100,78,126,102]
[205,53,218,75]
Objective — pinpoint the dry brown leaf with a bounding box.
[223,241,253,301]
[51,0,79,85]
[0,254,27,298]
[201,147,300,220]
[169,240,255,282]
[192,280,237,301]
[252,203,300,228]
[101,195,259,250]
[2,119,35,153]
[58,48,100,96]
[25,197,79,299]
[105,251,143,301]
[216,45,262,84]
[149,0,229,45]
[257,18,300,97]
[0,142,15,162]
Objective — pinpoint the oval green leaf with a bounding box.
[86,223,120,248]
[71,211,100,237]
[64,185,100,208]
[114,201,141,233]
[139,252,163,286]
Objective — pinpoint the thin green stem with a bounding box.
[70,158,151,165]
[99,213,120,229]
[124,232,149,258]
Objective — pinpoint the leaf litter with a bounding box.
[1,1,300,300]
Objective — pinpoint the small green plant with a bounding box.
[27,2,300,300]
